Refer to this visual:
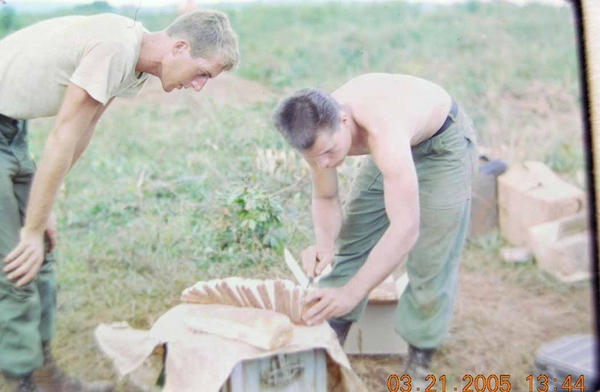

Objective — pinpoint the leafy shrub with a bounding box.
[218,186,285,251]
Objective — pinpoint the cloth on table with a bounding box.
[95,303,367,392]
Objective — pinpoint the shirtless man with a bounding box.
[273,73,477,378]
[0,10,238,391]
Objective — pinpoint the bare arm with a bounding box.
[302,163,343,278]
[4,83,101,287]
[41,97,113,255]
[311,165,342,250]
[344,128,420,299]
[24,83,102,234]
[71,97,113,169]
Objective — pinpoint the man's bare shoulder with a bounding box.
[334,73,451,146]
[332,73,397,97]
[331,74,402,120]
[334,73,445,96]
[333,74,418,136]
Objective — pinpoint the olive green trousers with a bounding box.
[0,115,56,376]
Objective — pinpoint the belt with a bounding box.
[0,113,18,124]
[429,98,458,140]
[0,113,25,142]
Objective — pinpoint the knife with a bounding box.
[284,247,310,288]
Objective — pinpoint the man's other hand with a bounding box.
[4,229,45,287]
[302,286,362,326]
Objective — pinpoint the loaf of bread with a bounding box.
[185,304,294,351]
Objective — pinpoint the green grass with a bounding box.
[0,2,591,390]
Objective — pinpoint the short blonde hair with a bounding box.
[165,9,240,71]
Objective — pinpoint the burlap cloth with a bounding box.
[95,304,367,391]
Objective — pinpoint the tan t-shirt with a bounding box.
[0,13,149,120]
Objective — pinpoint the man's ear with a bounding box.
[172,40,190,56]
[339,111,348,125]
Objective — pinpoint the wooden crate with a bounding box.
[498,161,586,246]
[221,349,328,392]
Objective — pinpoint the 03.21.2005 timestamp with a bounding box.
[386,374,586,392]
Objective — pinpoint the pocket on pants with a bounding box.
[463,117,479,185]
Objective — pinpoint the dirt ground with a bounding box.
[348,271,592,392]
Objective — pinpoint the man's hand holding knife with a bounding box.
[300,244,362,326]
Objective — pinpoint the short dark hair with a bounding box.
[273,88,340,150]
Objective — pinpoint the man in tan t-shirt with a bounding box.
[0,10,239,392]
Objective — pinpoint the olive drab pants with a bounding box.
[0,115,57,376]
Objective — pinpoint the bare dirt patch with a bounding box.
[347,271,591,391]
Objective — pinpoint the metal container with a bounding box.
[533,334,599,391]
[221,349,328,392]
[469,157,507,238]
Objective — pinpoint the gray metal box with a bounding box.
[533,334,599,391]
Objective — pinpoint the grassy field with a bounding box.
[0,1,592,391]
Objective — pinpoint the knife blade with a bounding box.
[284,247,309,288]
[305,277,314,289]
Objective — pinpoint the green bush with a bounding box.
[218,186,285,252]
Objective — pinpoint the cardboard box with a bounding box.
[528,212,591,283]
[498,162,586,246]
